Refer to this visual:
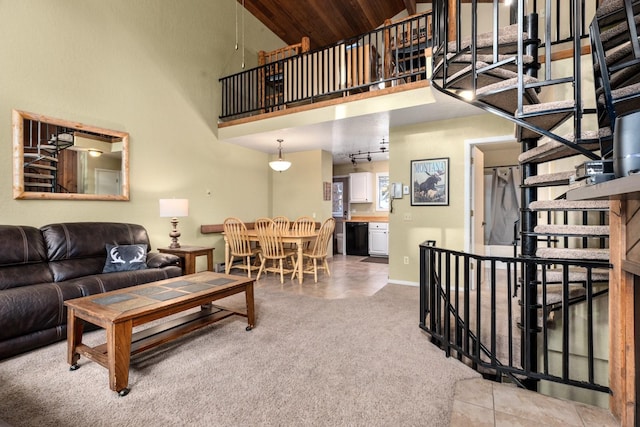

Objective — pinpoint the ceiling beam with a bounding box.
[403,0,417,16]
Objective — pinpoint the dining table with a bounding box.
[223,229,318,284]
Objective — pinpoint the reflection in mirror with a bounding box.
[13,109,129,200]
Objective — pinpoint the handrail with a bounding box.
[219,12,432,120]
[420,242,611,394]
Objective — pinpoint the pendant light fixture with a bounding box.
[269,139,291,172]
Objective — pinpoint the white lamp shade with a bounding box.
[159,199,189,217]
[269,160,292,172]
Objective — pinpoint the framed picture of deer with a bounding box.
[411,157,449,206]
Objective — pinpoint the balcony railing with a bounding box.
[218,2,597,121]
[219,12,432,120]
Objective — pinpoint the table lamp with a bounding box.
[159,198,189,248]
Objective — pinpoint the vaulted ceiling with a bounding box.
[240,0,425,48]
[239,1,498,49]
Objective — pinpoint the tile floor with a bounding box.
[234,254,620,426]
[450,378,618,426]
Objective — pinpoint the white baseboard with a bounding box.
[387,279,419,287]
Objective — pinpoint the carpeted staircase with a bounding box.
[427,0,640,393]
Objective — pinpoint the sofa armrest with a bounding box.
[146,252,180,268]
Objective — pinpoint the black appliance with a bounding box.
[346,222,368,256]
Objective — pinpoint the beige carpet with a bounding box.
[0,284,479,426]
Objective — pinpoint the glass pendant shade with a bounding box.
[269,139,291,172]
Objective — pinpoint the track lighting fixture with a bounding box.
[348,138,389,166]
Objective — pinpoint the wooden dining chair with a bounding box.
[223,217,261,278]
[272,216,291,232]
[292,216,315,233]
[292,216,316,252]
[254,218,297,284]
[294,217,335,283]
[273,215,293,254]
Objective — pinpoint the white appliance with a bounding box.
[368,222,388,256]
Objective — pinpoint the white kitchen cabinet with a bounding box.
[368,222,388,256]
[349,172,373,203]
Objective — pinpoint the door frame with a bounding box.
[463,134,516,253]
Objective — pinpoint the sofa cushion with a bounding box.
[41,222,152,282]
[146,252,181,269]
[0,225,49,266]
[0,225,53,290]
[0,281,84,342]
[66,267,182,296]
[0,263,55,291]
[103,244,148,273]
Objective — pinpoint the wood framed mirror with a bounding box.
[12,109,129,200]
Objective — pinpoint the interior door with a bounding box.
[95,169,121,195]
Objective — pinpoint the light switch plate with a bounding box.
[403,185,409,195]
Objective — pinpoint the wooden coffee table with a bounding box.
[65,271,255,396]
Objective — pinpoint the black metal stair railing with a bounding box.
[419,242,611,394]
[21,118,74,193]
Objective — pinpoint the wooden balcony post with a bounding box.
[301,36,310,53]
[383,18,392,82]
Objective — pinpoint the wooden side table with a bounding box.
[158,245,214,275]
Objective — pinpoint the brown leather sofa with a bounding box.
[0,222,182,360]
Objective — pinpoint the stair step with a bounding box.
[515,100,575,140]
[537,267,610,284]
[23,153,58,162]
[449,53,534,66]
[538,284,587,306]
[595,39,633,71]
[596,0,640,27]
[536,247,610,261]
[447,24,527,55]
[24,163,57,171]
[446,61,520,90]
[529,200,610,211]
[24,172,54,180]
[523,170,573,187]
[600,14,640,50]
[595,60,640,97]
[24,182,53,188]
[24,144,58,152]
[435,54,534,81]
[598,81,640,117]
[475,77,540,114]
[518,131,600,164]
[533,224,610,236]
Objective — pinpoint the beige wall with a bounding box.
[0,0,284,266]
[388,114,515,284]
[271,149,333,223]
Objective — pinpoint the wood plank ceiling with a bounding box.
[239,0,421,49]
